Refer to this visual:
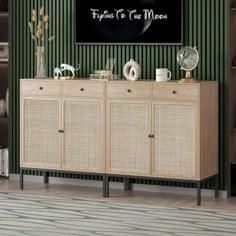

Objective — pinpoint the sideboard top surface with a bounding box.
[20,78,218,85]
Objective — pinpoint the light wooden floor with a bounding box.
[1,179,236,211]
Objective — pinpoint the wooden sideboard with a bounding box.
[20,79,218,205]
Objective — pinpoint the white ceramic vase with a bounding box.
[123,59,141,81]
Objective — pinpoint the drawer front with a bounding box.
[21,81,61,96]
[62,81,105,98]
[152,84,199,101]
[107,83,151,99]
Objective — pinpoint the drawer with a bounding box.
[62,81,105,98]
[21,80,61,96]
[107,82,151,99]
[152,84,199,101]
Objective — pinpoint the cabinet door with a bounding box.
[62,99,105,172]
[107,101,151,175]
[152,102,199,179]
[20,98,61,168]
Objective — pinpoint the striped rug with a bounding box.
[0,192,235,235]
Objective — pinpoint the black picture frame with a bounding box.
[75,0,183,45]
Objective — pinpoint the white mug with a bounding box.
[156,68,171,82]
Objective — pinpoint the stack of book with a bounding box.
[89,70,118,81]
[0,147,8,177]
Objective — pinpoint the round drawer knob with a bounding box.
[80,88,84,91]
[172,90,177,94]
[39,87,43,90]
[127,89,132,93]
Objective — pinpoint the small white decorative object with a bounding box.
[0,42,8,62]
[0,99,6,117]
[123,59,141,81]
[60,63,80,77]
[54,67,62,78]
[5,88,9,116]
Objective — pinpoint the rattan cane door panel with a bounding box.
[62,100,105,172]
[21,98,61,168]
[107,101,151,175]
[152,102,198,179]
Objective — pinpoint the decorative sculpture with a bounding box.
[60,63,80,77]
[123,59,141,81]
[53,67,62,78]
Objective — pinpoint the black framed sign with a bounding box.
[75,0,183,45]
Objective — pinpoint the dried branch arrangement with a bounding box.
[28,6,55,46]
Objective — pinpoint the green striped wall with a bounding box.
[10,0,228,189]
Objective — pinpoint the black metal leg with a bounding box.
[43,171,49,184]
[124,178,132,191]
[215,175,219,198]
[197,181,201,206]
[20,169,24,190]
[103,174,109,197]
[103,174,107,197]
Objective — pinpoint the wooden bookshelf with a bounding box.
[228,0,236,196]
[0,0,8,149]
